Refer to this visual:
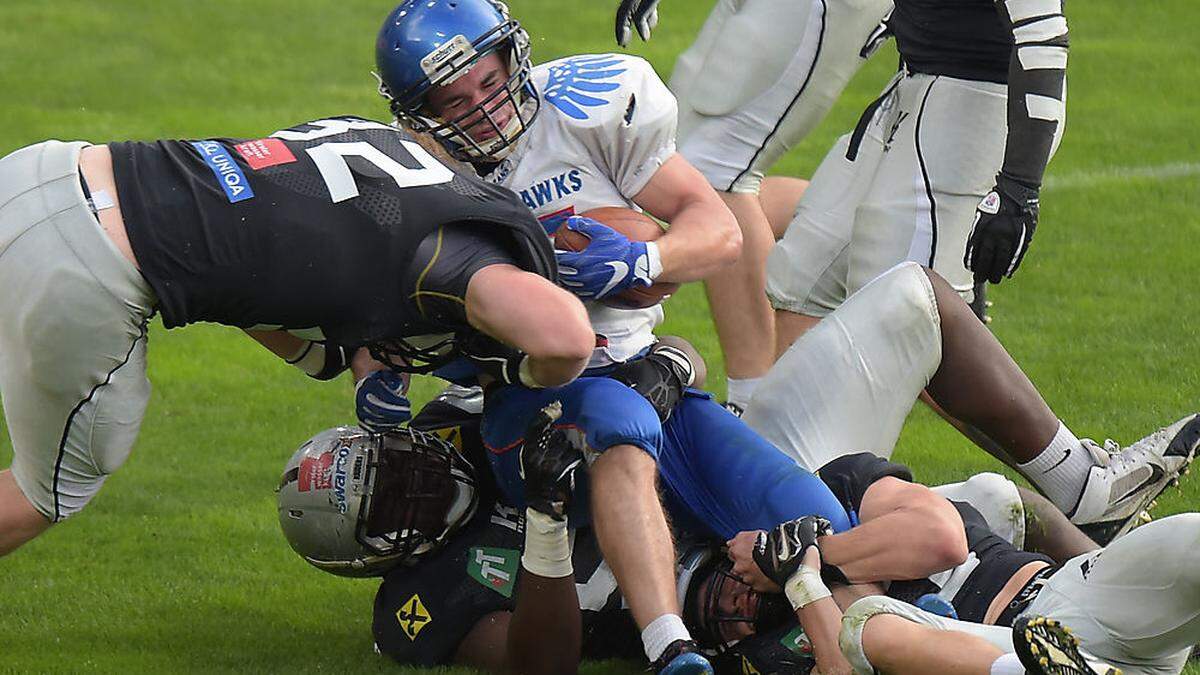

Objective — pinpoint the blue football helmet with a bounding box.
[375,0,539,162]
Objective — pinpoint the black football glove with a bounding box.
[964,173,1041,284]
[519,401,586,520]
[615,0,661,46]
[457,331,527,386]
[752,516,834,589]
[606,343,695,421]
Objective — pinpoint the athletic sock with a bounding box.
[641,613,690,663]
[1017,421,1096,511]
[989,653,1025,675]
[725,376,762,410]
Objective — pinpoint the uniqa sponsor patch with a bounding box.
[190,140,255,203]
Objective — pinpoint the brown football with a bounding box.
[553,206,681,310]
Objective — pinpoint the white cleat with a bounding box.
[1069,414,1200,545]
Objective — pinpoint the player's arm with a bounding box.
[965,0,1069,283]
[242,329,355,380]
[752,518,854,675]
[456,403,586,674]
[632,153,742,283]
[816,477,969,582]
[465,264,594,387]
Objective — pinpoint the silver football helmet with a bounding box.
[277,425,478,577]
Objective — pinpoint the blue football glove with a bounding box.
[355,370,411,433]
[555,216,661,301]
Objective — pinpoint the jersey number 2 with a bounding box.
[273,118,454,203]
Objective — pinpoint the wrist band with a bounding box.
[521,509,572,578]
[287,341,327,377]
[517,356,545,389]
[643,241,664,281]
[785,565,831,610]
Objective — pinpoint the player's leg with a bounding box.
[840,595,1017,674]
[672,0,890,405]
[757,176,810,241]
[1023,513,1200,673]
[765,73,901,357]
[746,262,942,471]
[656,392,852,541]
[480,378,694,665]
[0,140,156,555]
[923,267,1199,541]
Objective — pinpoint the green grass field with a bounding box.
[0,0,1197,672]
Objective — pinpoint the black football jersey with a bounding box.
[891,0,1013,83]
[111,116,554,344]
[817,453,1051,625]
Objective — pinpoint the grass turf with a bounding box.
[0,0,1197,672]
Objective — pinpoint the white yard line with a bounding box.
[1044,161,1200,191]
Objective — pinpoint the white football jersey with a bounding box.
[485,53,679,367]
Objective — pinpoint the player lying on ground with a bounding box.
[278,391,1123,675]
[0,115,596,557]
[722,456,1200,675]
[742,262,1199,545]
[289,334,856,674]
[371,0,747,670]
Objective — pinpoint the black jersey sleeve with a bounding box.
[995,0,1069,188]
[816,453,914,514]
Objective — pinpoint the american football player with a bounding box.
[0,116,595,557]
[278,381,850,674]
[373,1,753,671]
[743,261,1197,545]
[720,453,1200,675]
[767,0,1070,348]
[614,0,893,412]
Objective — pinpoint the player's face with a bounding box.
[425,53,516,144]
[693,566,763,644]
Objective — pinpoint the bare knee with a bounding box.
[0,470,53,556]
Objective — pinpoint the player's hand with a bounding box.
[520,401,587,520]
[555,216,660,300]
[355,369,411,432]
[964,173,1040,284]
[751,516,833,590]
[457,331,529,387]
[606,342,696,421]
[615,0,662,46]
[727,530,779,592]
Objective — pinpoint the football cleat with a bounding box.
[655,640,714,675]
[721,402,745,418]
[1070,414,1200,545]
[1013,615,1121,675]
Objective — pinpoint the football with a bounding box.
[553,206,681,309]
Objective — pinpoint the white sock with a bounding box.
[1017,421,1096,511]
[990,653,1025,675]
[725,376,762,409]
[641,613,690,663]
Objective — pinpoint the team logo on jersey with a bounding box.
[467,547,519,598]
[779,625,812,655]
[396,594,432,641]
[234,138,297,170]
[519,169,584,211]
[538,206,576,235]
[543,56,626,120]
[190,140,254,203]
